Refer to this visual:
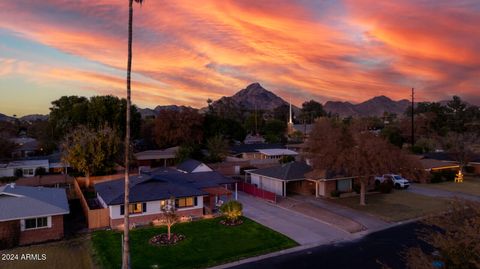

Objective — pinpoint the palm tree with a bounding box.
[123,1,144,269]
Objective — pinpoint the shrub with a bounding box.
[14,169,23,178]
[379,179,394,193]
[35,167,47,177]
[220,200,243,223]
[279,155,295,164]
[431,170,457,182]
[330,190,341,197]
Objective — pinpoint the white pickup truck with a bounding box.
[374,174,410,189]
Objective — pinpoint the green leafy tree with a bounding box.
[300,100,326,124]
[273,104,290,122]
[154,109,204,148]
[206,135,229,163]
[49,96,89,139]
[203,114,246,142]
[61,125,120,187]
[49,95,141,142]
[263,119,287,143]
[175,144,203,163]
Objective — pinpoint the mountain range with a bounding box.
[324,96,411,117]
[0,83,440,120]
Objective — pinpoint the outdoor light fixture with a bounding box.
[454,170,464,183]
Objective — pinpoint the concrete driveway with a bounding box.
[238,193,351,245]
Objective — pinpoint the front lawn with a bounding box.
[92,217,297,269]
[1,235,97,269]
[424,175,480,196]
[332,191,449,222]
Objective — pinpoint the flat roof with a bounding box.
[257,149,298,156]
[134,146,179,160]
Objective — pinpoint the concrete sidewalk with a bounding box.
[238,193,351,245]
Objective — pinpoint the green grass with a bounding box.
[332,191,450,222]
[425,176,480,196]
[1,235,97,269]
[92,217,298,269]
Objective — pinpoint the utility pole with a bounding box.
[254,104,258,135]
[411,88,415,147]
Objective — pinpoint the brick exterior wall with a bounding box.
[110,207,203,228]
[323,181,337,197]
[0,220,20,249]
[19,215,64,245]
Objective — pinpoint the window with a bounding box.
[24,217,48,230]
[23,168,34,176]
[120,202,146,215]
[175,197,196,208]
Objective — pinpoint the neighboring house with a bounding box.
[243,134,265,144]
[0,160,49,178]
[0,184,69,247]
[95,166,237,228]
[248,161,357,198]
[307,172,358,198]
[230,143,286,160]
[10,137,39,158]
[248,162,312,197]
[255,149,299,161]
[176,159,213,173]
[230,144,299,163]
[0,155,68,178]
[135,146,178,170]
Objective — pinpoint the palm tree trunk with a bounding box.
[122,1,133,269]
[86,171,90,189]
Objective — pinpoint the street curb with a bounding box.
[208,218,425,269]
[208,236,355,269]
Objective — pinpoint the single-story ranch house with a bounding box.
[0,184,69,248]
[248,161,357,197]
[94,166,237,229]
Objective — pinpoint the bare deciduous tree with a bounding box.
[405,199,480,269]
[160,197,179,241]
[307,118,425,205]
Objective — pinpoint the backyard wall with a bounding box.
[74,179,109,229]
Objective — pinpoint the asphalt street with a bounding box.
[228,221,433,269]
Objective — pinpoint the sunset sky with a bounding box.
[1,0,479,116]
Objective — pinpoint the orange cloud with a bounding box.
[0,0,479,109]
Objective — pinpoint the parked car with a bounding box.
[375,174,410,189]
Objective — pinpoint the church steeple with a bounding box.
[288,100,293,124]
[287,98,294,135]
